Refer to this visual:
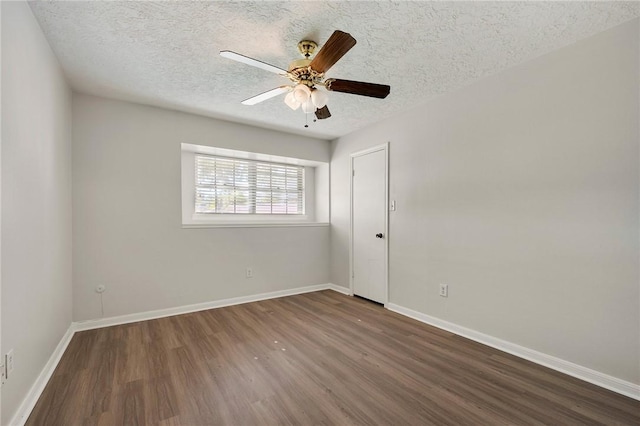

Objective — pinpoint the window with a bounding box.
[195,154,304,215]
[181,143,329,228]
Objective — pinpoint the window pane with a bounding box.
[195,154,304,215]
[216,188,235,213]
[234,190,251,213]
[255,191,272,214]
[287,193,301,214]
[195,187,216,213]
[234,162,250,189]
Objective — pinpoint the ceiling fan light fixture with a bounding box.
[221,30,389,122]
[311,89,328,108]
[301,98,315,114]
[284,91,300,110]
[293,83,311,103]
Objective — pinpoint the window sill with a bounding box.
[182,222,330,229]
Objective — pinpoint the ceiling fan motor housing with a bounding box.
[289,40,324,87]
[288,58,312,72]
[288,59,324,87]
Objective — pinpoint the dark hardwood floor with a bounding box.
[27,290,639,425]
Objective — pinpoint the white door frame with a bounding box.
[0,3,4,417]
[349,142,389,305]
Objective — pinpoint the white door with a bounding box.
[351,145,388,304]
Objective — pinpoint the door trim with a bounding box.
[349,142,389,305]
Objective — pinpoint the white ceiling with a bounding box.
[30,1,639,140]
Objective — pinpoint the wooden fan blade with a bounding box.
[315,106,331,120]
[309,30,356,74]
[220,51,287,75]
[325,79,390,99]
[241,86,290,105]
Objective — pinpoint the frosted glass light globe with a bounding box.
[293,84,311,103]
[311,89,328,108]
[284,91,300,110]
[301,98,315,114]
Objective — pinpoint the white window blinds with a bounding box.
[195,154,305,215]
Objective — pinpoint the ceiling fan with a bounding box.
[220,30,390,121]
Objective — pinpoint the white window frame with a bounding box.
[181,143,329,228]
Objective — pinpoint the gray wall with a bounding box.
[1,2,73,423]
[72,94,331,321]
[331,19,639,384]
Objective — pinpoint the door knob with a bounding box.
[375,233,384,239]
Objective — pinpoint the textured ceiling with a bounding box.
[30,1,639,140]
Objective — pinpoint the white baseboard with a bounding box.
[73,283,344,332]
[9,325,75,426]
[327,283,352,295]
[386,303,640,401]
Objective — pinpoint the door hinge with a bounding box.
[352,169,355,177]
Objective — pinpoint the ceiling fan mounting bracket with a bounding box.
[297,40,317,58]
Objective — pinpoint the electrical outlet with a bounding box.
[246,267,253,278]
[439,283,448,297]
[6,349,14,375]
